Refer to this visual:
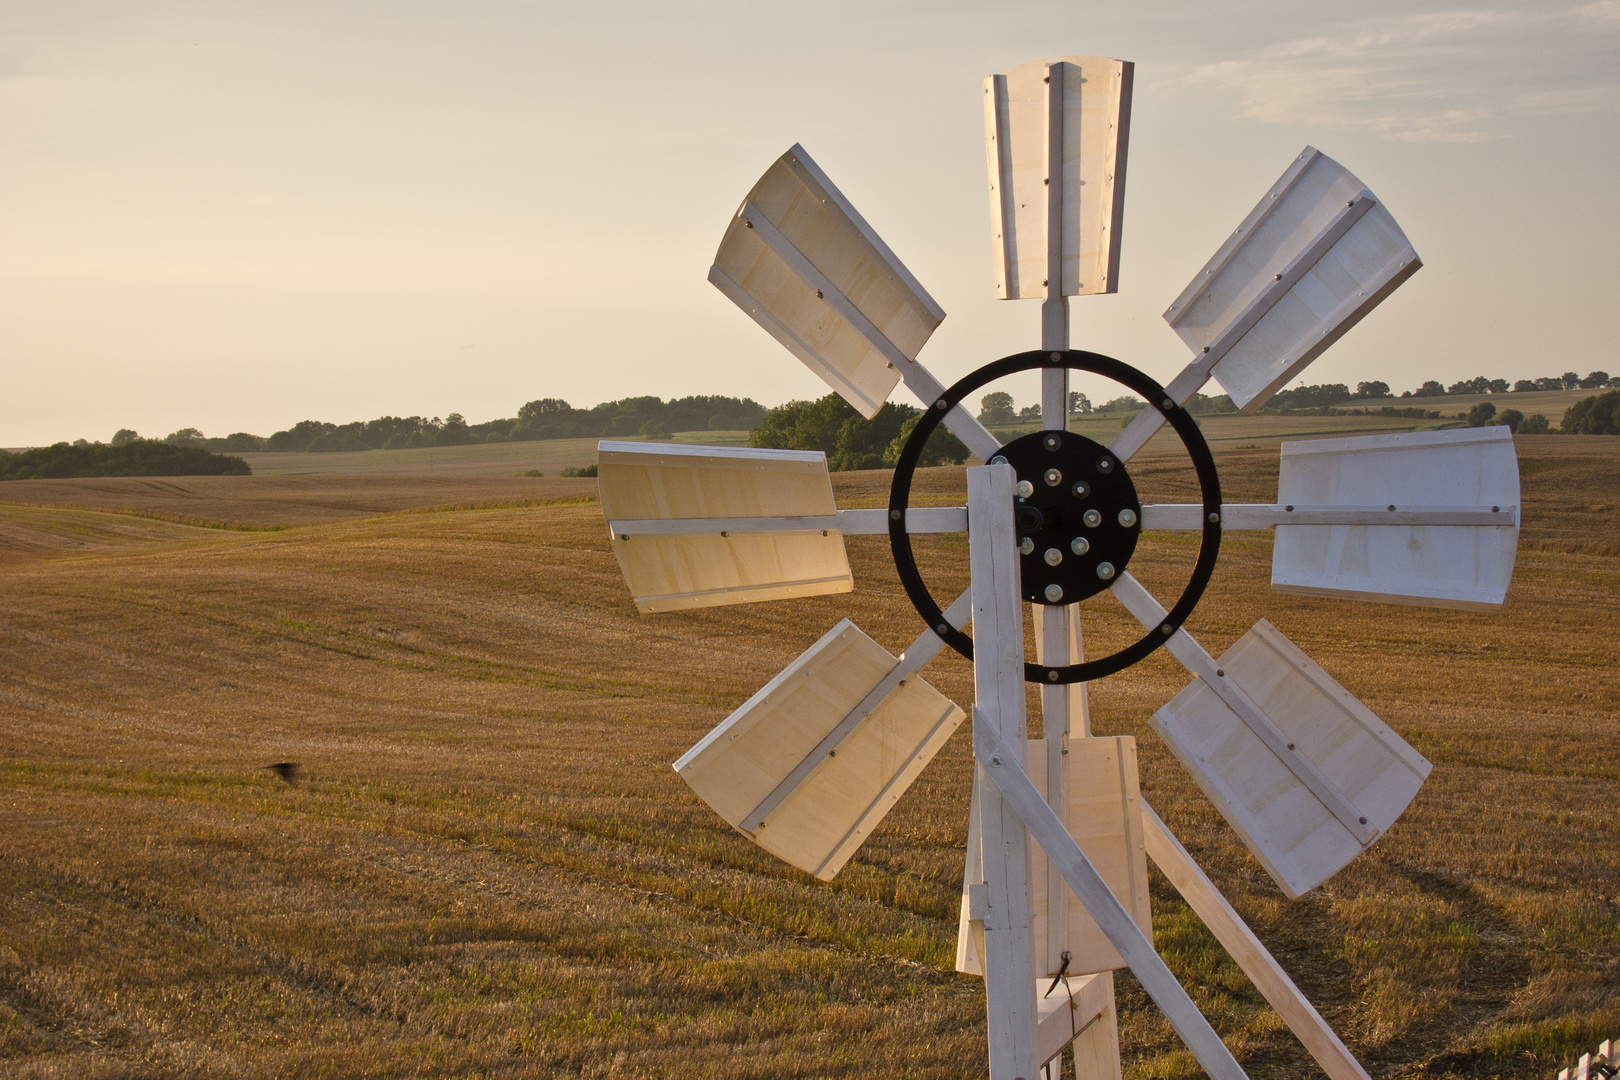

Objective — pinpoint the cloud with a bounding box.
[1187,4,1620,141]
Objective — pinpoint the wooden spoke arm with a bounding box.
[1138,504,1516,531]
[608,506,967,538]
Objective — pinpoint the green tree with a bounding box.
[1561,389,1620,435]
[1417,380,1445,398]
[165,427,205,446]
[1465,401,1497,427]
[750,394,925,472]
[882,415,970,469]
[1497,408,1524,433]
[1580,370,1611,389]
[978,391,1017,425]
[1519,413,1551,434]
[1069,391,1092,415]
[1355,380,1391,399]
[111,428,140,446]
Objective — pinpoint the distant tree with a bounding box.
[1561,389,1620,435]
[1355,380,1391,399]
[882,415,970,469]
[978,391,1017,425]
[0,440,250,480]
[1497,408,1524,433]
[437,413,471,446]
[165,427,206,446]
[751,394,925,471]
[1465,401,1498,427]
[219,432,265,453]
[1513,379,1537,393]
[1448,376,1490,395]
[639,419,670,440]
[1417,380,1446,398]
[1579,370,1610,389]
[1267,383,1350,411]
[1069,392,1092,415]
[1184,392,1237,414]
[1535,376,1563,391]
[1487,378,1509,394]
[518,398,572,423]
[1611,376,1620,388]
[111,428,140,446]
[1096,395,1144,413]
[1017,404,1042,422]
[1518,413,1551,434]
[1562,371,1581,389]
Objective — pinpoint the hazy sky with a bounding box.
[3,1,1616,446]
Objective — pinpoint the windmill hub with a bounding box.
[995,429,1143,606]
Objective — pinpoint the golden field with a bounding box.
[0,433,1615,1079]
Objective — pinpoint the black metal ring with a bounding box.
[888,349,1222,683]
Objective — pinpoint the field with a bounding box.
[0,431,1616,1079]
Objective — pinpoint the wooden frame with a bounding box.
[597,441,851,612]
[1150,618,1431,899]
[1272,428,1520,610]
[673,617,965,880]
[984,57,1133,299]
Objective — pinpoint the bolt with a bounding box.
[1047,670,1059,682]
[989,754,1004,767]
[618,534,628,541]
[744,219,754,229]
[1287,742,1295,750]
[934,398,947,409]
[990,455,1007,465]
[1162,398,1174,410]
[1388,504,1397,511]
[1044,468,1062,486]
[1160,623,1173,635]
[1017,480,1035,498]
[1208,511,1220,523]
[1285,504,1294,512]
[815,289,823,298]
[1072,481,1091,499]
[1118,508,1138,527]
[1043,434,1060,450]
[1084,509,1102,528]
[1070,536,1090,556]
[1096,562,1115,580]
[890,509,902,520]
[719,530,729,537]
[1019,537,1035,555]
[1044,548,1062,566]
[1492,505,1500,512]
[1215,669,1225,677]
[1050,351,1061,362]
[1202,345,1211,353]
[937,623,948,634]
[1096,457,1114,473]
[1044,583,1064,602]
[1274,272,1282,280]
[1359,816,1368,825]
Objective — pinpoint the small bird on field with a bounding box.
[264,762,300,785]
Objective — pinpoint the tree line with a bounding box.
[0,440,251,481]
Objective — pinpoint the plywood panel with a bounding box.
[674,619,965,880]
[710,145,945,418]
[597,441,852,612]
[1164,148,1420,411]
[1273,427,1520,609]
[985,57,1132,299]
[959,736,1151,977]
[1152,619,1431,898]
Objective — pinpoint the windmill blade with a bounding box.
[1271,427,1521,609]
[1111,574,1430,898]
[711,145,1002,461]
[1112,147,1421,462]
[958,735,1152,980]
[597,441,851,612]
[984,56,1133,299]
[674,593,971,881]
[607,506,967,537]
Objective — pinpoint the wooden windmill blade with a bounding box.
[709,144,945,419]
[597,441,852,612]
[984,56,1133,299]
[673,609,968,881]
[1271,427,1521,609]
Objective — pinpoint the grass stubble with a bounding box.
[0,435,1614,1078]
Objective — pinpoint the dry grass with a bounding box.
[0,436,1616,1078]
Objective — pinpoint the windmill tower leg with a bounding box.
[969,462,1038,1079]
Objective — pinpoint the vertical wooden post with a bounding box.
[969,463,1037,1080]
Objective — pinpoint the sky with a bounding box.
[2,0,1616,447]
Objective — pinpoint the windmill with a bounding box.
[597,56,1519,1080]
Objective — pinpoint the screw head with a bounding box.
[1096,457,1114,473]
[1044,468,1062,486]
[934,398,947,409]
[1208,511,1220,523]
[1016,480,1035,498]
[1118,508,1138,527]
[1044,547,1063,566]
[1160,623,1173,635]
[1044,583,1064,602]
[890,508,902,520]
[1072,481,1091,499]
[1359,816,1368,825]
[1049,351,1061,362]
[1162,399,1174,410]
[1070,536,1090,556]
[937,623,949,634]
[1047,669,1060,682]
[1083,509,1102,528]
[1095,562,1115,580]
[990,455,1007,465]
[1043,434,1061,451]
[1019,537,1035,555]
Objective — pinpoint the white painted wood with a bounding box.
[975,715,1249,1080]
[1111,573,1379,849]
[1150,617,1432,898]
[609,506,969,538]
[1138,503,1515,531]
[1273,428,1521,610]
[1141,801,1373,1080]
[969,463,1038,1079]
[985,57,1133,298]
[673,617,965,881]
[710,144,944,419]
[1035,971,1115,1072]
[597,442,851,612]
[1163,147,1421,413]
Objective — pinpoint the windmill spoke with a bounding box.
[608,507,969,538]
[1136,503,1515,531]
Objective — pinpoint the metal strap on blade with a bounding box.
[609,507,969,538]
[1110,572,1377,845]
[1138,504,1517,531]
[1040,62,1067,348]
[1111,193,1378,463]
[738,202,1003,462]
[744,589,973,833]
[974,714,1250,1080]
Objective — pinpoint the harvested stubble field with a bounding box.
[0,435,1615,1079]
